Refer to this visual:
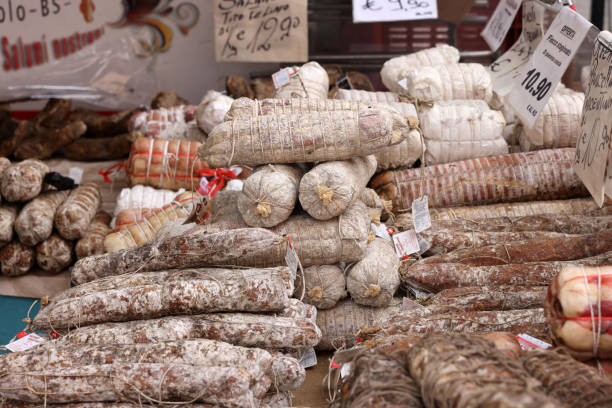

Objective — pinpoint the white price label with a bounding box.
[488,0,549,96]
[340,362,352,379]
[371,222,392,241]
[352,0,438,23]
[516,333,552,350]
[68,167,83,185]
[412,196,431,233]
[392,229,420,258]
[508,7,592,127]
[299,347,317,368]
[574,31,612,207]
[285,241,299,276]
[272,68,299,89]
[416,234,431,255]
[5,333,46,352]
[481,0,523,51]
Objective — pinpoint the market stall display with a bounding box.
[1,25,612,407]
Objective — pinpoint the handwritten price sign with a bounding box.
[573,31,612,207]
[214,0,307,62]
[353,0,437,23]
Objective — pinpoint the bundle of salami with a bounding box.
[0,158,107,277]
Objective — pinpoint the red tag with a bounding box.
[330,360,341,369]
[49,330,60,339]
[386,227,395,235]
[356,337,363,343]
[16,331,27,339]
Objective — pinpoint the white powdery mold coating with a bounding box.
[0,241,35,277]
[70,228,287,284]
[15,190,69,246]
[34,267,293,329]
[0,363,260,407]
[347,238,400,307]
[295,265,346,310]
[270,200,370,267]
[36,233,73,274]
[299,156,377,221]
[238,164,303,228]
[196,90,234,134]
[54,183,101,240]
[0,204,18,247]
[54,313,322,350]
[199,108,406,168]
[0,159,49,202]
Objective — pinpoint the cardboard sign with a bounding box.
[481,0,523,51]
[488,0,550,96]
[508,6,591,127]
[574,31,612,207]
[214,0,308,62]
[353,0,438,23]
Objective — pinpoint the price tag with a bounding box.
[285,239,299,276]
[488,0,549,96]
[299,347,317,368]
[574,31,612,207]
[196,177,210,196]
[516,333,552,350]
[353,0,438,23]
[214,0,308,62]
[508,7,592,127]
[68,167,83,185]
[5,333,46,352]
[392,229,420,258]
[340,362,352,379]
[481,0,523,51]
[272,68,300,89]
[371,222,392,241]
[412,196,431,233]
[416,234,431,255]
[225,179,244,191]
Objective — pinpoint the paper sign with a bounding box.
[5,333,46,352]
[516,333,552,350]
[574,31,612,207]
[392,229,420,258]
[481,0,523,51]
[412,196,431,233]
[371,222,392,241]
[508,7,592,127]
[340,362,352,379]
[214,0,308,62]
[488,0,550,96]
[68,167,84,185]
[299,347,317,368]
[353,0,438,23]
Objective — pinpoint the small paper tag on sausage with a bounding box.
[5,333,46,352]
[340,362,352,379]
[68,167,84,185]
[407,286,430,300]
[299,347,317,368]
[516,333,552,351]
[225,179,244,191]
[285,240,299,276]
[371,222,392,241]
[416,234,431,255]
[197,177,210,196]
[392,229,420,258]
[272,68,300,89]
[412,196,431,233]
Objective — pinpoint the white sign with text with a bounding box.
[573,31,612,207]
[353,0,437,23]
[508,7,591,127]
[481,0,523,51]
